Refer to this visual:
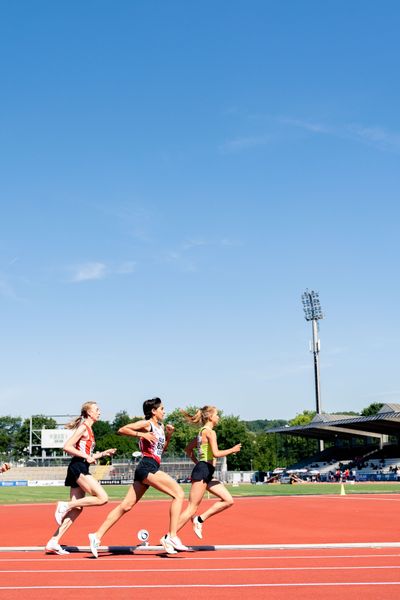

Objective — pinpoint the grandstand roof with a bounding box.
[267,404,400,440]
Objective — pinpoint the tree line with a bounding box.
[0,403,384,471]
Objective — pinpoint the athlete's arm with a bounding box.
[118,420,156,443]
[207,430,241,458]
[164,423,174,451]
[93,448,117,460]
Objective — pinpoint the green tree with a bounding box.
[95,432,136,459]
[0,431,9,454]
[361,403,384,416]
[289,410,316,426]
[0,416,22,453]
[252,431,279,471]
[112,411,133,431]
[216,414,253,470]
[92,420,113,439]
[89,412,141,458]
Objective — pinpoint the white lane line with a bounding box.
[1,552,400,562]
[1,494,399,511]
[2,582,400,590]
[2,565,400,574]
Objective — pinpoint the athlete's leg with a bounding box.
[55,475,109,527]
[177,480,207,532]
[64,474,109,508]
[47,486,85,549]
[94,481,148,541]
[198,480,234,522]
[145,471,184,537]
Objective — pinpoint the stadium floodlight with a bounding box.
[302,289,323,321]
[301,289,325,452]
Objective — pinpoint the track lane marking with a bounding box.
[2,582,400,590]
[2,565,400,573]
[1,552,400,562]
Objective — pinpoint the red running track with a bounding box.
[1,494,400,599]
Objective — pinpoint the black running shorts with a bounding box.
[191,461,215,484]
[65,457,90,488]
[134,457,160,483]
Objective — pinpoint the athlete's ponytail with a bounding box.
[65,401,97,430]
[181,406,217,426]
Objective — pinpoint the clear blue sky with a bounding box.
[1,2,399,422]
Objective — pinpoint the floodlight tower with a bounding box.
[301,289,324,452]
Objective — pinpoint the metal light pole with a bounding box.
[301,289,324,453]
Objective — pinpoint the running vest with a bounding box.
[74,423,95,457]
[197,426,215,462]
[139,421,165,464]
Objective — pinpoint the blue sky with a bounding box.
[1,1,400,422]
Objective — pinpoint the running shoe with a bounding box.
[192,516,203,539]
[88,533,100,558]
[160,534,177,554]
[168,535,189,552]
[45,539,69,555]
[54,501,70,525]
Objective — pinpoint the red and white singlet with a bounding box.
[139,421,165,464]
[74,423,96,457]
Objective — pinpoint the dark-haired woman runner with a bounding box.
[88,397,187,557]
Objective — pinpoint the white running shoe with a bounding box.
[55,501,70,525]
[45,539,69,555]
[160,534,177,554]
[192,516,203,539]
[88,533,101,558]
[168,535,189,552]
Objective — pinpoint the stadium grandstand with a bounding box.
[267,403,400,482]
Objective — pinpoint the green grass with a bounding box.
[1,482,400,504]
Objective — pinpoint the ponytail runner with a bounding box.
[180,406,217,426]
[46,401,116,556]
[176,404,241,540]
[65,402,97,430]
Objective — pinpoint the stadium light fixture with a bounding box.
[301,289,325,452]
[302,289,323,322]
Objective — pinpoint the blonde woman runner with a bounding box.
[88,397,188,557]
[45,401,116,555]
[177,406,241,539]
